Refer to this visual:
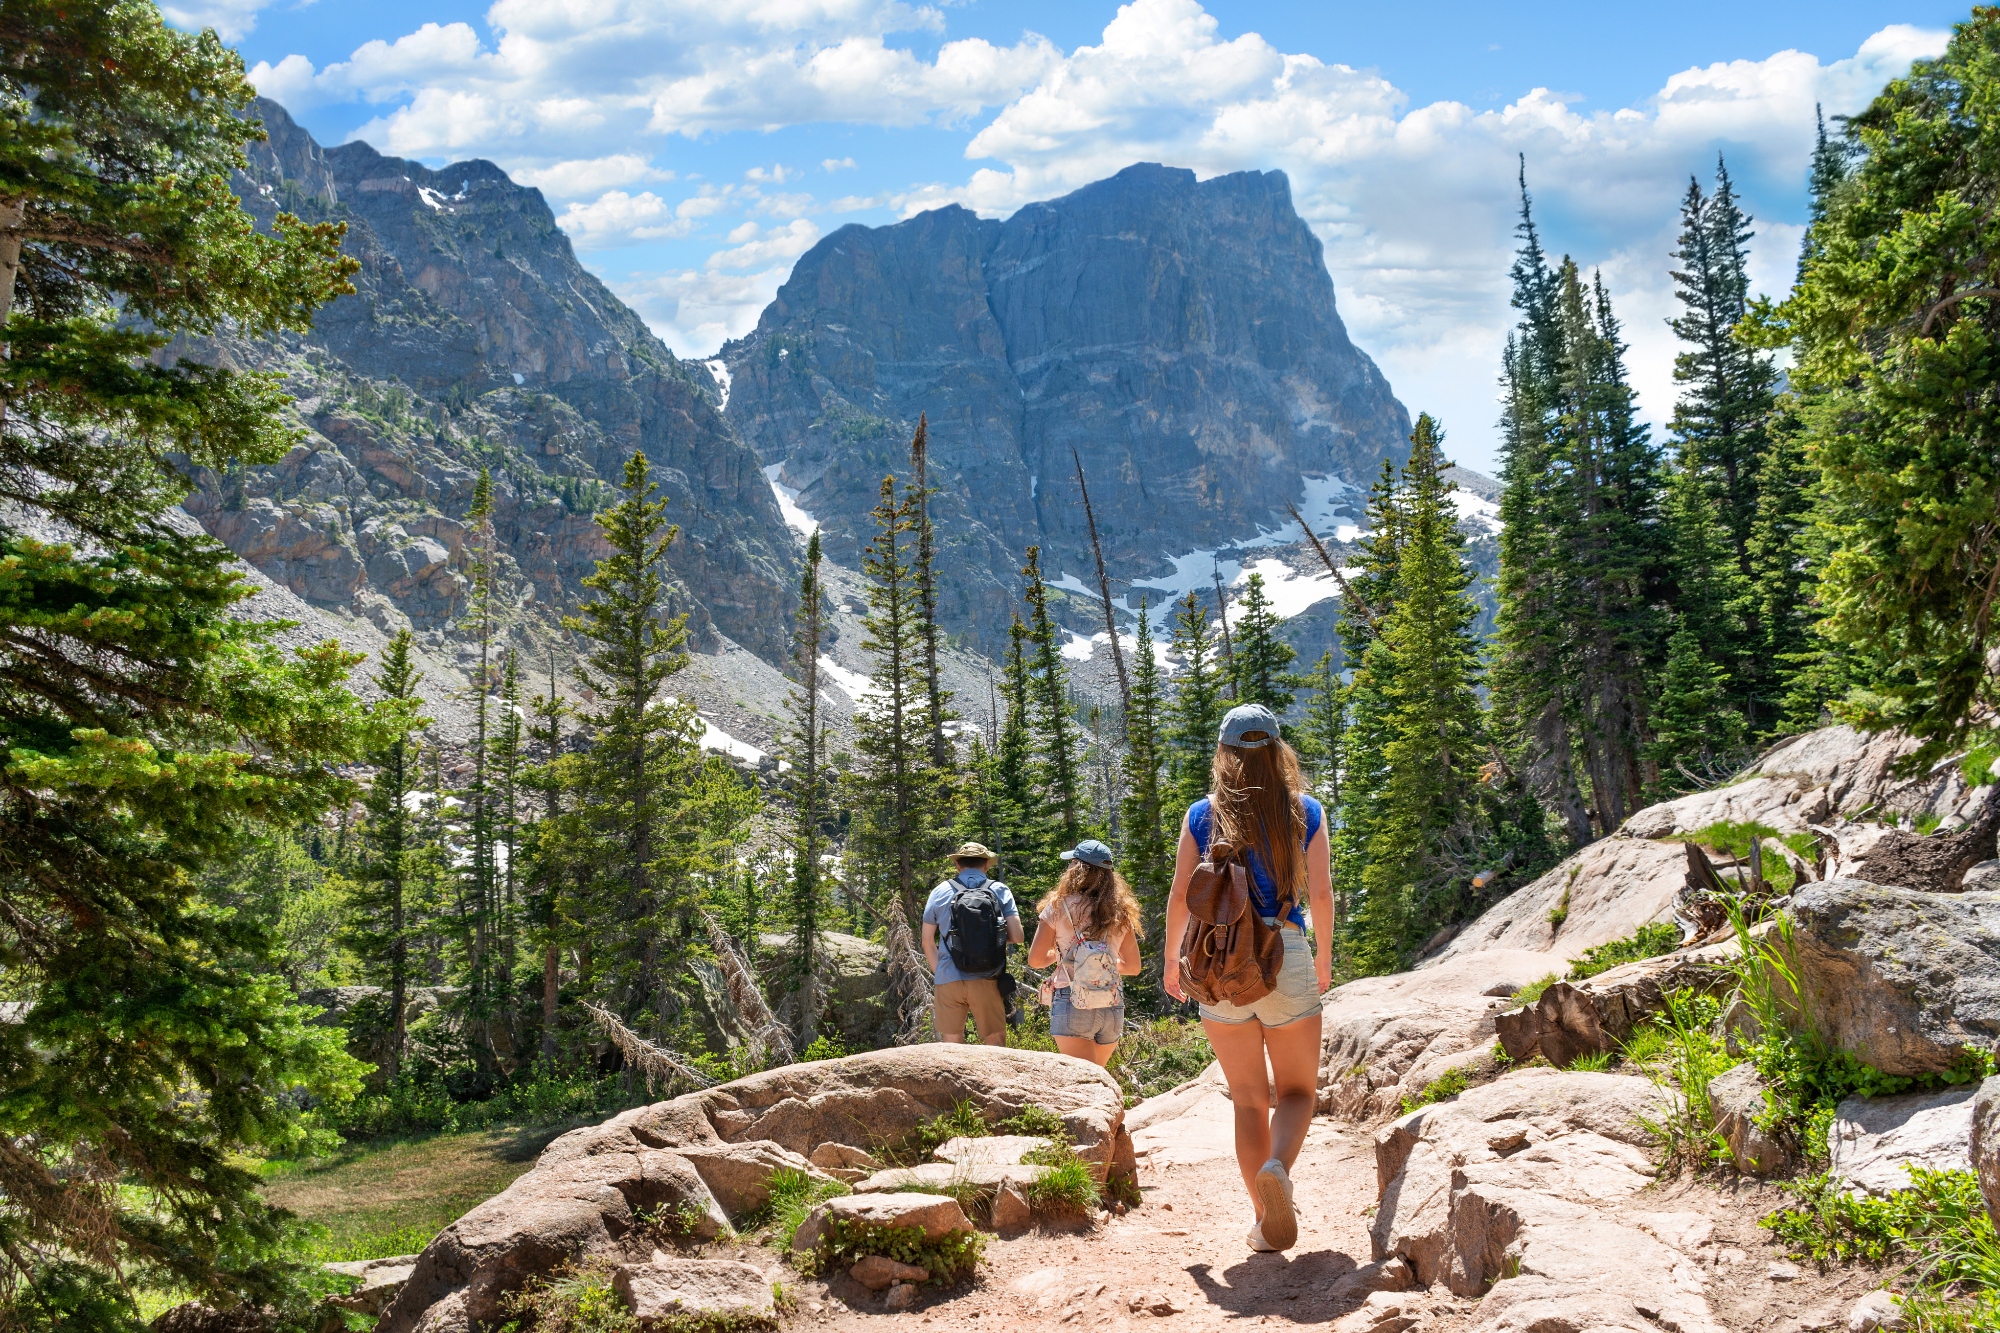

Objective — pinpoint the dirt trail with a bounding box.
[786,1096,1870,1333]
[795,1107,1408,1329]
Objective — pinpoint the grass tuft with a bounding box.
[761,1168,848,1249]
[1569,922,1683,981]
[797,1215,983,1284]
[1512,974,1559,1008]
[1400,1067,1470,1115]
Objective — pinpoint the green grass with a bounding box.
[1566,1051,1614,1072]
[1400,1066,1470,1115]
[1512,973,1560,1008]
[800,1214,983,1284]
[1672,821,1819,894]
[260,1123,567,1261]
[1634,989,1732,1170]
[1569,922,1683,981]
[1958,740,2000,791]
[1021,1138,1102,1215]
[762,1168,849,1249]
[1108,1017,1215,1105]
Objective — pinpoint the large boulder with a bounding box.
[758,930,895,1051]
[375,1047,1122,1333]
[1427,837,1687,965]
[1369,1070,1721,1332]
[1973,1076,2000,1226]
[1319,949,1558,1120]
[1790,881,2000,1075]
[1829,1087,1977,1197]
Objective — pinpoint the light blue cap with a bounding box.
[1218,703,1279,748]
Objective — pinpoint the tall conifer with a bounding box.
[1165,590,1226,813]
[782,532,832,1043]
[347,631,429,1080]
[1022,547,1083,845]
[1230,572,1296,715]
[1120,601,1172,943]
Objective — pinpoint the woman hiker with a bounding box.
[1163,703,1335,1254]
[1026,839,1143,1066]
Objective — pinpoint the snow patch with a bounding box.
[761,463,816,540]
[698,716,769,767]
[704,359,732,412]
[817,654,881,704]
[1232,474,1365,551]
[417,186,451,212]
[512,372,525,385]
[1449,486,1501,534]
[1236,557,1342,619]
[1059,631,1098,662]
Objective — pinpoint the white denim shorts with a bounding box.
[1197,923,1322,1028]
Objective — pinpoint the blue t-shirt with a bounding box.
[922,870,1020,983]
[1187,794,1323,929]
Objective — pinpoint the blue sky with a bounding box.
[175,0,1965,472]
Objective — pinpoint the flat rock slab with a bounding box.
[1830,1087,1976,1197]
[792,1192,973,1253]
[614,1257,776,1328]
[849,1255,927,1290]
[853,1161,1049,1193]
[934,1134,1051,1165]
[323,1256,418,1315]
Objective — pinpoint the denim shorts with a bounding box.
[1198,923,1322,1028]
[1050,991,1124,1044]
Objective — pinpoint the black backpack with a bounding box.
[944,878,1008,976]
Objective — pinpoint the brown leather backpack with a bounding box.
[1177,839,1290,1007]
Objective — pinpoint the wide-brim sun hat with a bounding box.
[1218,703,1280,749]
[953,841,995,862]
[1060,839,1115,867]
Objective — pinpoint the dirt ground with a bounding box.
[773,1113,1894,1332]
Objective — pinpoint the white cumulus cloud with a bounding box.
[706,219,822,271]
[160,0,272,41]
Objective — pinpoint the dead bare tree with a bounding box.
[879,893,934,1044]
[580,1002,717,1095]
[1212,566,1237,679]
[1072,448,1131,720]
[1287,501,1381,636]
[702,911,796,1068]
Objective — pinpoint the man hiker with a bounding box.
[921,842,1023,1045]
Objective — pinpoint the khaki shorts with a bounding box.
[934,978,1007,1044]
[1198,924,1322,1028]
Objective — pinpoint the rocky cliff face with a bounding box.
[183,99,795,667]
[720,163,1410,651]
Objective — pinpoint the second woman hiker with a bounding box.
[1026,840,1143,1066]
[1164,703,1334,1255]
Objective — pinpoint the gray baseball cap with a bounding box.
[1218,703,1280,749]
[1060,839,1115,867]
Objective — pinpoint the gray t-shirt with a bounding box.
[922,870,1019,984]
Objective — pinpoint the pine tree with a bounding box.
[1230,572,1297,715]
[556,451,742,1022]
[346,631,430,1083]
[907,416,951,767]
[460,468,499,1048]
[994,618,1044,887]
[0,5,380,1319]
[1647,619,1746,787]
[1119,600,1173,945]
[1657,462,1750,777]
[1165,590,1227,814]
[781,532,832,1044]
[527,648,567,1062]
[493,646,524,1030]
[1022,546,1083,845]
[847,478,948,922]
[1294,651,1347,806]
[1351,416,1495,970]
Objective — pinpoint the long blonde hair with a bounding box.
[1039,862,1144,943]
[1209,737,1308,897]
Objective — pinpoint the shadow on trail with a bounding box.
[1188,1249,1371,1323]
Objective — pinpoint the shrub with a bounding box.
[500,1256,636,1333]
[1108,1017,1215,1105]
[1764,1166,2000,1284]
[799,1033,849,1063]
[1635,989,1731,1169]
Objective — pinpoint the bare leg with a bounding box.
[1203,1017,1276,1208]
[1054,1034,1118,1067]
[1262,1013,1324,1172]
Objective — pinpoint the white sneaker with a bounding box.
[1247,1222,1278,1253]
[1254,1159,1297,1251]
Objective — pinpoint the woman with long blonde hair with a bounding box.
[1026,839,1143,1066]
[1164,704,1334,1253]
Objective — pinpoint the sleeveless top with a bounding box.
[1187,794,1323,929]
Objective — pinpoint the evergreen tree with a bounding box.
[994,618,1044,886]
[460,468,499,1047]
[494,646,523,1027]
[0,5,380,1320]
[1021,546,1083,845]
[1647,619,1746,787]
[1656,461,1750,780]
[554,452,745,1023]
[1165,590,1226,814]
[1491,170,1664,845]
[1351,416,1494,969]
[1294,651,1347,808]
[1230,572,1297,714]
[781,532,832,1044]
[346,631,430,1081]
[847,478,949,922]
[908,416,951,768]
[1119,600,1173,945]
[527,649,567,1062]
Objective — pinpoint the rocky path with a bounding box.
[799,1099,1398,1330]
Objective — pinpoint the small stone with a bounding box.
[1717,1247,1747,1265]
[1769,1260,1803,1281]
[1159,1201,1173,1211]
[1848,1288,1908,1332]
[1096,1209,1112,1227]
[991,1181,1032,1232]
[884,1282,918,1311]
[850,1255,928,1291]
